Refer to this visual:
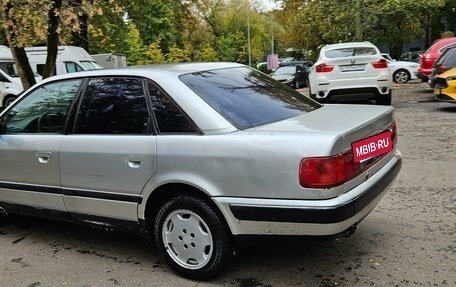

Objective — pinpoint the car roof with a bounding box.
[38,62,245,84]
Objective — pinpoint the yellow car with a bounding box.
[434,67,456,103]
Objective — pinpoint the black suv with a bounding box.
[428,47,456,88]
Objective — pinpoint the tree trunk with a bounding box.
[70,0,89,52]
[42,0,62,79]
[2,1,36,89]
[424,13,432,49]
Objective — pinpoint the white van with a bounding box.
[25,46,103,76]
[0,46,29,108]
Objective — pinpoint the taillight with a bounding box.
[315,63,335,73]
[372,58,388,69]
[299,155,345,188]
[391,121,397,146]
[299,121,397,189]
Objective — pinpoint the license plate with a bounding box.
[340,64,365,72]
[352,131,393,163]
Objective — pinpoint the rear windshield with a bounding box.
[180,67,321,130]
[325,47,377,58]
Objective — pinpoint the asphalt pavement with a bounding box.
[0,80,455,287]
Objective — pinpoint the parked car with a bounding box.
[381,53,395,61]
[271,63,309,88]
[398,51,423,63]
[385,59,419,84]
[416,37,456,82]
[0,62,402,279]
[309,41,392,105]
[0,45,41,108]
[428,46,456,88]
[434,67,456,103]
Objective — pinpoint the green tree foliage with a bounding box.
[278,0,450,59]
[88,3,129,54]
[125,22,145,65]
[145,38,166,63]
[195,43,218,62]
[166,43,192,63]
[118,0,184,53]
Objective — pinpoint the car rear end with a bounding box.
[171,64,402,237]
[309,42,391,104]
[418,38,456,82]
[211,104,401,237]
[429,47,456,88]
[434,67,456,102]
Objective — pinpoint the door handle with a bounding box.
[126,155,144,169]
[35,152,52,164]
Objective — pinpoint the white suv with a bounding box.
[309,42,392,105]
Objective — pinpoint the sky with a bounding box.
[256,0,283,11]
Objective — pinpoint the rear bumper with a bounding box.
[416,70,430,81]
[213,150,402,236]
[309,76,391,101]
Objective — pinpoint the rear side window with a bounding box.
[75,78,149,134]
[436,48,456,68]
[148,81,197,134]
[444,49,456,67]
[180,67,320,130]
[325,47,377,58]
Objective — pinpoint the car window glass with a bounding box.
[0,79,81,134]
[180,67,321,130]
[325,47,377,58]
[148,81,197,133]
[0,62,19,77]
[273,66,295,75]
[443,49,456,67]
[75,77,149,134]
[65,62,83,73]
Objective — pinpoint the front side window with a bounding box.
[0,62,19,77]
[75,78,149,134]
[0,80,81,134]
[79,61,103,70]
[65,62,83,73]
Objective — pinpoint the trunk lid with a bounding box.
[250,104,395,154]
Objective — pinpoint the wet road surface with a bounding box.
[1,81,455,286]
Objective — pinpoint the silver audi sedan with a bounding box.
[0,62,402,280]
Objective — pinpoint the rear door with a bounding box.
[0,79,81,213]
[60,77,157,223]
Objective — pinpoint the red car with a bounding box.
[416,37,456,82]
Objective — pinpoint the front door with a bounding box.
[0,79,82,214]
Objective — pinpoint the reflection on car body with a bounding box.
[0,62,402,280]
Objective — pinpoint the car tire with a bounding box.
[3,95,17,107]
[393,69,410,84]
[154,195,233,280]
[376,92,392,105]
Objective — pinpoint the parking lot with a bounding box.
[0,80,455,287]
